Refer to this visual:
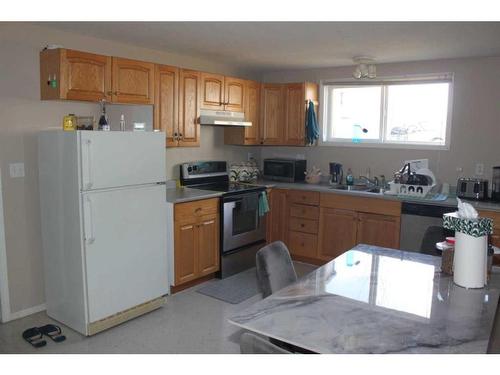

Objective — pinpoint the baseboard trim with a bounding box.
[8,303,47,321]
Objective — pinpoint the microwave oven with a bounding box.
[263,159,307,182]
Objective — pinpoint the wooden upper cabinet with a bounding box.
[178,69,201,147]
[154,64,179,147]
[224,77,245,112]
[261,84,285,145]
[357,213,400,249]
[243,80,261,144]
[318,208,358,261]
[111,57,155,104]
[285,83,307,145]
[223,79,260,145]
[40,48,111,102]
[200,72,225,110]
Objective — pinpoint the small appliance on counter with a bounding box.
[491,166,500,202]
[263,158,306,182]
[329,162,343,185]
[456,178,488,201]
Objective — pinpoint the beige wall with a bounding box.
[0,23,256,315]
[261,57,500,186]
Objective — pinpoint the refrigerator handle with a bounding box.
[84,139,93,189]
[84,196,95,245]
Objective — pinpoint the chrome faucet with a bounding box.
[359,175,379,187]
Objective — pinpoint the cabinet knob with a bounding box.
[195,207,202,213]
[107,91,113,96]
[300,223,305,228]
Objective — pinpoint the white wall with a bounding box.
[0,22,257,317]
[261,57,500,186]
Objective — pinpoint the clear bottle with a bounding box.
[346,168,354,186]
[119,114,126,131]
[98,100,110,131]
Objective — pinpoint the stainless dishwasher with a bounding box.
[400,202,456,255]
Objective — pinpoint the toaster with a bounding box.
[456,178,488,200]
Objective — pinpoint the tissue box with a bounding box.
[443,212,493,237]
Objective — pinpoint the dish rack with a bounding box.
[390,183,434,197]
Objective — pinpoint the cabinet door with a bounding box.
[284,83,306,145]
[244,80,261,144]
[60,49,112,102]
[178,69,201,147]
[154,64,179,147]
[200,72,224,110]
[111,57,155,104]
[197,213,220,276]
[357,213,401,249]
[224,77,245,112]
[267,189,288,243]
[318,208,358,261]
[261,84,285,145]
[174,217,199,285]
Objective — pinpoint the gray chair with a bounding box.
[256,241,297,298]
[240,332,291,354]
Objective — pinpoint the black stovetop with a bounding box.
[189,182,265,195]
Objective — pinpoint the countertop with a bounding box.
[166,186,223,203]
[166,179,500,212]
[229,244,500,354]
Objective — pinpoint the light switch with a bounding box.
[9,163,25,178]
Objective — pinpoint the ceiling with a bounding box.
[41,22,500,73]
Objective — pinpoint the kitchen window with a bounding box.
[321,75,453,149]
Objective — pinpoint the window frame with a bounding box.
[319,74,454,150]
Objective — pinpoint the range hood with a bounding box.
[199,110,251,127]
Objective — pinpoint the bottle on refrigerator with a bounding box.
[98,100,110,131]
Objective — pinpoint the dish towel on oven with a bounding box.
[258,191,270,217]
[306,100,319,145]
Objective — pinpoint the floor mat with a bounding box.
[196,262,318,305]
[197,268,259,304]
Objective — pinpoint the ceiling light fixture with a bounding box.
[352,56,377,79]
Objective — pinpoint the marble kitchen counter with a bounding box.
[229,244,500,354]
[166,186,223,203]
[254,179,500,212]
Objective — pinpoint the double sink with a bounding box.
[330,184,383,195]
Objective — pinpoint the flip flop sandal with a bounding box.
[22,327,47,348]
[39,324,66,343]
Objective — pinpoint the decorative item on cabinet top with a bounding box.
[229,161,260,183]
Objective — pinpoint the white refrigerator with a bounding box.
[38,130,168,336]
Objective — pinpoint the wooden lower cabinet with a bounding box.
[318,208,357,261]
[266,189,288,243]
[174,217,198,285]
[174,199,219,286]
[357,212,400,249]
[197,213,220,276]
[478,210,500,265]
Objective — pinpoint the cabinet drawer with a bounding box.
[289,217,318,234]
[288,231,318,258]
[290,204,319,220]
[288,190,320,206]
[175,198,218,220]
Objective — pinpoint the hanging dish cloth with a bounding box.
[258,191,270,217]
[306,100,319,145]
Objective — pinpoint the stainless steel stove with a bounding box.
[180,161,267,278]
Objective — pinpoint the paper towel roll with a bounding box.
[453,232,487,289]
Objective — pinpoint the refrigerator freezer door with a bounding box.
[82,184,168,323]
[80,131,165,191]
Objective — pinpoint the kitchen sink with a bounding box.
[329,185,383,194]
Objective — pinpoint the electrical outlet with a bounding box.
[247,152,254,161]
[475,163,484,176]
[9,163,25,178]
